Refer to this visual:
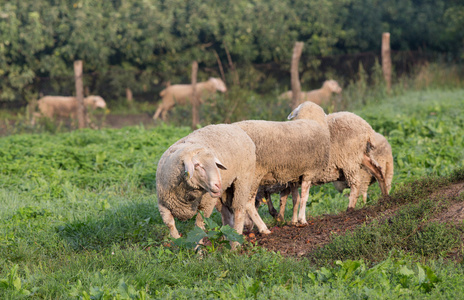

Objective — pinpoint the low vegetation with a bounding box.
[1,86,464,298]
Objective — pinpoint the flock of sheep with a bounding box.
[156,81,394,244]
[152,77,343,121]
[30,79,393,246]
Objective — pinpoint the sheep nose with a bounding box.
[214,182,221,191]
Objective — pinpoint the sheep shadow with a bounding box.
[56,199,223,251]
[56,201,169,251]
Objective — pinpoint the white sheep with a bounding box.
[230,101,332,225]
[31,95,107,126]
[262,107,389,223]
[279,79,342,109]
[153,77,227,121]
[156,124,270,240]
[333,132,394,203]
[35,95,107,119]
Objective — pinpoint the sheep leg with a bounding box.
[277,187,290,222]
[359,182,369,203]
[297,180,311,225]
[290,184,300,224]
[161,109,169,121]
[153,105,163,120]
[348,184,361,209]
[158,202,181,239]
[265,191,278,218]
[245,190,271,235]
[216,197,234,227]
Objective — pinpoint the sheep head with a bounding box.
[183,149,227,198]
[209,77,227,93]
[323,80,342,94]
[287,101,327,127]
[85,95,107,109]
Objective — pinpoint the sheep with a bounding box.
[153,77,227,121]
[279,79,342,109]
[261,108,389,223]
[332,132,394,203]
[35,95,107,119]
[31,95,107,127]
[230,101,332,225]
[156,123,271,240]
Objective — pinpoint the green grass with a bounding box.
[1,88,464,298]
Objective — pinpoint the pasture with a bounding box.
[1,89,464,299]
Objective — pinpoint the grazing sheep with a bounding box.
[279,79,342,109]
[262,108,389,223]
[156,124,270,240]
[153,77,227,121]
[333,132,394,202]
[231,101,331,225]
[35,95,107,119]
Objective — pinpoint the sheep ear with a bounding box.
[214,157,227,170]
[287,104,302,120]
[184,157,198,179]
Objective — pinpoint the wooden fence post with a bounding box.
[382,32,392,94]
[126,88,133,106]
[191,61,199,130]
[291,42,304,109]
[74,60,87,128]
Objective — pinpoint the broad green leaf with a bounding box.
[220,225,244,244]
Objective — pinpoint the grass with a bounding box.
[310,170,464,265]
[1,84,464,298]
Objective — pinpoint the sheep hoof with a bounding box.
[297,220,308,227]
[260,229,272,235]
[346,207,355,213]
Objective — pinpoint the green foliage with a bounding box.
[173,212,244,252]
[69,279,150,300]
[307,256,441,295]
[1,89,464,298]
[0,265,32,297]
[1,0,462,104]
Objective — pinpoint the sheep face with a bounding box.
[324,80,342,94]
[85,95,107,109]
[209,77,227,93]
[184,150,227,198]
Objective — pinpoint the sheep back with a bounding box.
[235,118,330,185]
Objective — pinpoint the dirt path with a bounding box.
[249,182,464,257]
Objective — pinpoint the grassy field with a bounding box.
[0,88,463,299]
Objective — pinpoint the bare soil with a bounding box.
[247,182,464,258]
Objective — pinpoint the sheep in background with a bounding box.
[279,79,342,109]
[262,107,389,223]
[33,95,106,121]
[153,77,227,121]
[156,124,270,240]
[333,131,394,203]
[232,101,331,225]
